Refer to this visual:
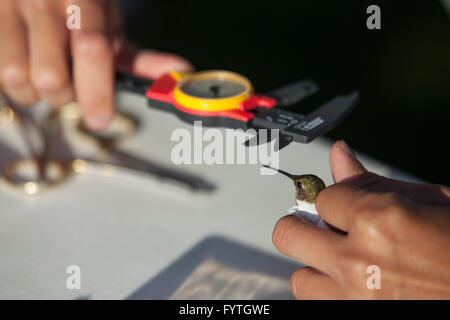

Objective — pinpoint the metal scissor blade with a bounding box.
[100,149,216,192]
[6,101,48,180]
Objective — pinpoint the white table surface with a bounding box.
[0,92,421,300]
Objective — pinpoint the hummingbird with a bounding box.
[263,165,326,215]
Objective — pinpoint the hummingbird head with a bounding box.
[263,165,326,204]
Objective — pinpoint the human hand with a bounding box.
[273,140,450,299]
[0,0,193,129]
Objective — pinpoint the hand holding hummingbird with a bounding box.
[272,140,450,299]
[263,166,330,229]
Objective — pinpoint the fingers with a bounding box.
[71,1,114,130]
[272,214,344,276]
[26,1,74,107]
[316,183,370,231]
[330,140,450,207]
[316,174,449,232]
[349,172,450,207]
[116,44,194,80]
[290,267,344,299]
[330,140,366,183]
[0,1,38,106]
[72,31,114,130]
[1,0,194,130]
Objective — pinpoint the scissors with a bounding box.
[0,99,214,195]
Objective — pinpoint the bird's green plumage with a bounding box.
[263,165,326,204]
[292,174,326,204]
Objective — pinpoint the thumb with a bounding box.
[330,141,450,207]
[115,43,194,79]
[330,140,367,183]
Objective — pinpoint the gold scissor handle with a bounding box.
[2,159,72,195]
[0,102,138,195]
[54,103,137,150]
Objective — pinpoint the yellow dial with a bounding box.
[172,70,253,112]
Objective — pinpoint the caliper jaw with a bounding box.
[249,91,359,150]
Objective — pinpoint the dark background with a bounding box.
[122,0,450,185]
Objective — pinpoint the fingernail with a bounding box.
[338,140,368,178]
[85,114,111,130]
[291,275,298,298]
[339,140,356,160]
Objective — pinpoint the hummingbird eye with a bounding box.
[296,181,302,189]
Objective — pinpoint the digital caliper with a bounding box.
[116,70,358,149]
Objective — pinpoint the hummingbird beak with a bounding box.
[262,165,295,180]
